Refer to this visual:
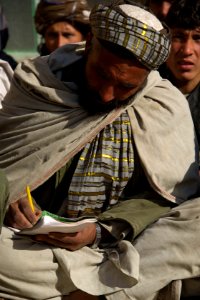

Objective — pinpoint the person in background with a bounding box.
[159,0,200,148]
[0,1,200,299]
[34,0,91,55]
[146,0,174,21]
[0,5,17,70]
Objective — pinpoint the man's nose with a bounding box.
[57,35,67,48]
[99,84,115,103]
[181,39,194,55]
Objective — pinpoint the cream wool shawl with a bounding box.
[0,43,199,204]
[0,59,13,104]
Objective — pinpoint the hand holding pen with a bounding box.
[4,186,41,230]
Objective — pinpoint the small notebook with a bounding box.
[11,210,97,235]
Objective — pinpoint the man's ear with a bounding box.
[84,32,93,55]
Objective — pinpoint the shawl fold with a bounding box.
[0,43,199,204]
[0,59,13,104]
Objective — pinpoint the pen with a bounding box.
[26,185,35,212]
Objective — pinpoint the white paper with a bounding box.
[11,214,97,235]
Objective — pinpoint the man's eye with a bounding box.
[63,33,74,38]
[119,85,133,91]
[193,35,200,41]
[172,34,184,41]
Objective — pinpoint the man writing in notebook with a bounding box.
[0,1,200,300]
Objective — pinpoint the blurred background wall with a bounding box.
[0,0,146,62]
[0,0,39,61]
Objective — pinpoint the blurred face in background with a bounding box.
[149,0,173,21]
[166,27,200,93]
[44,21,84,53]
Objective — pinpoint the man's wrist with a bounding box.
[91,222,102,249]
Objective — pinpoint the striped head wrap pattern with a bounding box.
[90,2,171,70]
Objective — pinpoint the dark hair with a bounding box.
[0,28,8,50]
[165,0,200,29]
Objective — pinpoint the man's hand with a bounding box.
[4,197,42,229]
[34,223,97,251]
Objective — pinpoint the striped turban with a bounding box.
[35,0,90,36]
[90,2,171,70]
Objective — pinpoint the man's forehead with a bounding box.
[89,44,149,86]
[91,39,146,70]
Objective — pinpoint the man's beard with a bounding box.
[79,83,132,115]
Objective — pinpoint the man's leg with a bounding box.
[121,197,200,300]
[1,197,200,300]
[0,227,77,299]
[103,197,200,300]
